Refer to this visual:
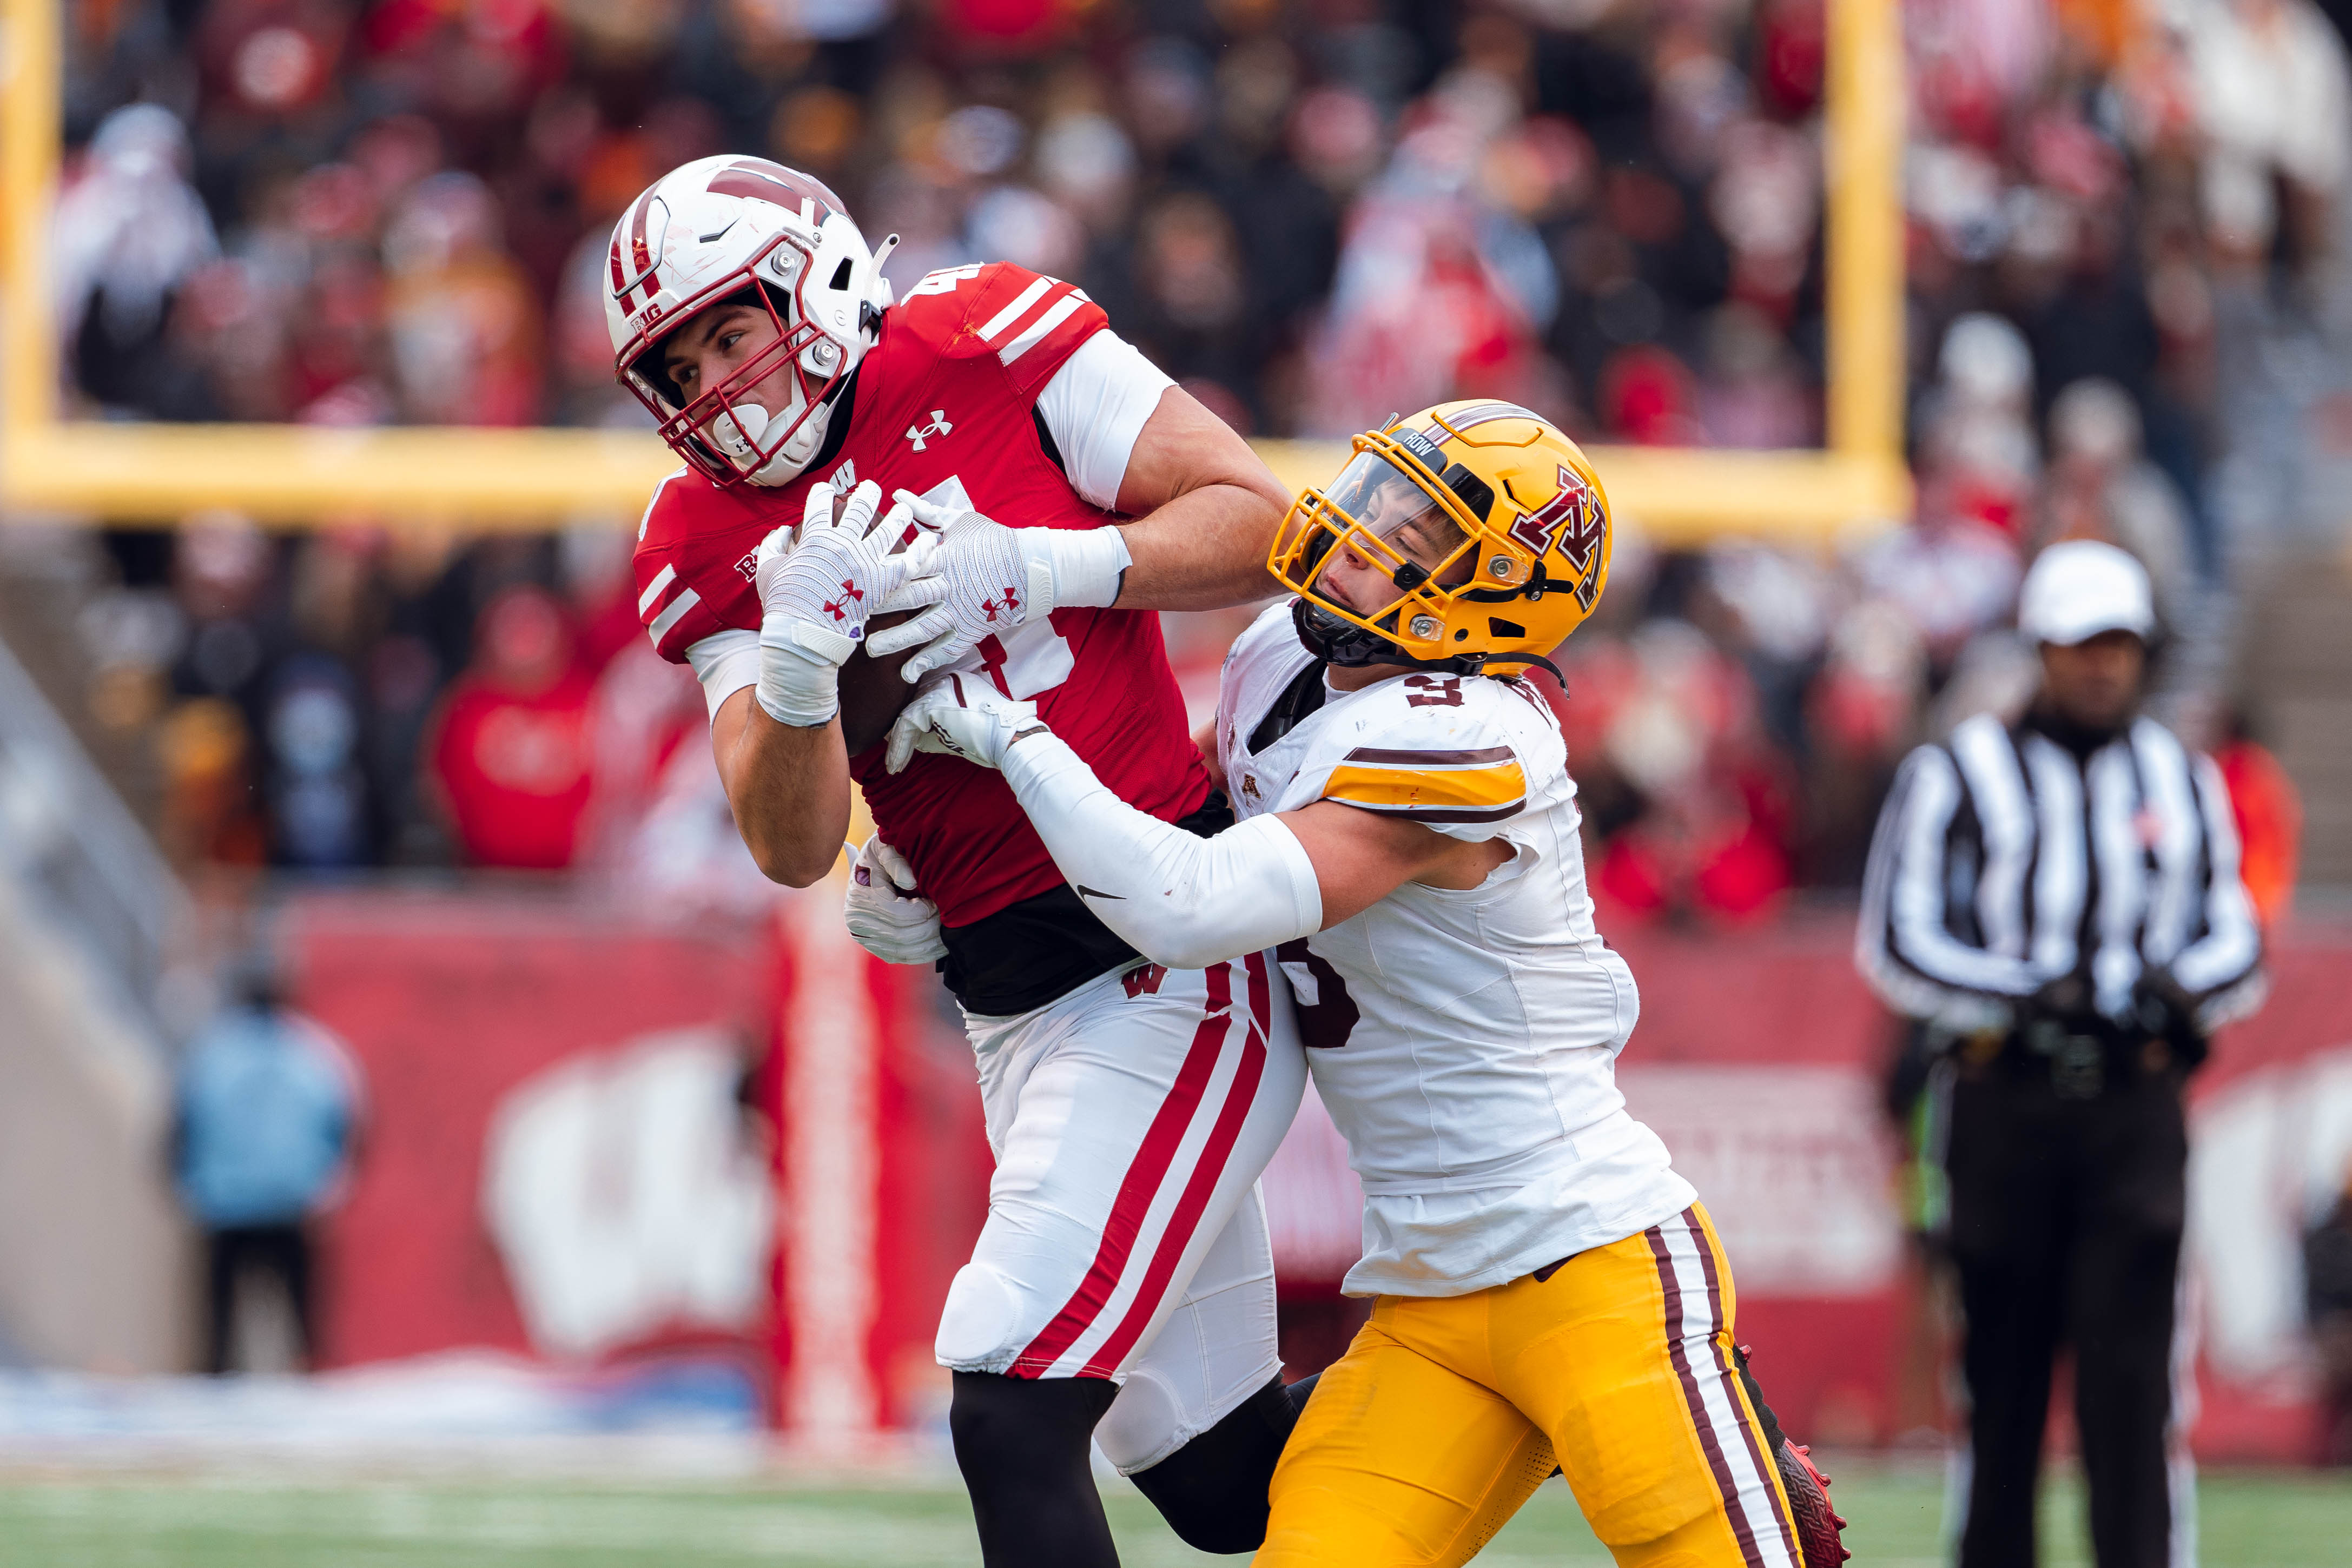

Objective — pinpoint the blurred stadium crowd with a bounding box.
[43,0,2338,910]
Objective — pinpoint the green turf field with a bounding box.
[2,1464,2348,1566]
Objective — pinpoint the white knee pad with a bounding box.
[1097,1274,1282,1472]
[935,1262,1027,1372]
[1095,1366,1186,1473]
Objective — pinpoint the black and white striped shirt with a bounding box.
[1857,711,2264,1035]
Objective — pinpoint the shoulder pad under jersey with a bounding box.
[888,261,1108,399]
[1278,671,1569,838]
[632,467,774,661]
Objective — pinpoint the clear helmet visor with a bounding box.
[1304,450,1477,618]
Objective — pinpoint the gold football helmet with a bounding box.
[1269,400,1613,674]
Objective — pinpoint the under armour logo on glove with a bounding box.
[867,493,1131,683]
[749,480,944,727]
[883,673,1045,774]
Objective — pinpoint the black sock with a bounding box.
[1126,1375,1300,1554]
[1733,1345,1792,1454]
[950,1370,1122,1567]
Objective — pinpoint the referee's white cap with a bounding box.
[2018,540,2155,646]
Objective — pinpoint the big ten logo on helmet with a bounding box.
[1507,466,1607,608]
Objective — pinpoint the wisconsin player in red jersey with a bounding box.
[608,155,1308,1565]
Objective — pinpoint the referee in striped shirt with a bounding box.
[1858,540,2265,1568]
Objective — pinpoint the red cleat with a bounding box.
[1775,1440,1851,1565]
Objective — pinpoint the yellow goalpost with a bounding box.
[0,0,1908,542]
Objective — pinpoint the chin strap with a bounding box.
[1294,598,1565,691]
[1359,646,1567,690]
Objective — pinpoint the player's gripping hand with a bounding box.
[842,835,948,964]
[864,493,1131,683]
[884,673,1049,773]
[754,480,942,726]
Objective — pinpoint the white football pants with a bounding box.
[935,951,1305,1472]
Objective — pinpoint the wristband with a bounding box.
[1030,526,1132,611]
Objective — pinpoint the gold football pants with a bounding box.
[1255,1205,1801,1568]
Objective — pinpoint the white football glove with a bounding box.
[864,493,1130,683]
[884,672,1051,774]
[754,481,942,726]
[842,835,948,965]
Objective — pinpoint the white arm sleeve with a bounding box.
[1034,330,1176,511]
[685,628,763,719]
[1001,733,1323,969]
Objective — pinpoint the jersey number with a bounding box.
[1403,675,1463,708]
[907,264,983,297]
[1277,939,1359,1050]
[977,616,1074,699]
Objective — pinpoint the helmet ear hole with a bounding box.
[828,257,854,290]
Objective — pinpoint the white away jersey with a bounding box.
[1216,604,1694,1298]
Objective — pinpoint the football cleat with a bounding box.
[1775,1439,1851,1566]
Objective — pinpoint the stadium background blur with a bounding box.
[4,0,2352,1558]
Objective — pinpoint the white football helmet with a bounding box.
[605,156,898,486]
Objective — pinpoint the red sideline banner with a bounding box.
[287,888,989,1434]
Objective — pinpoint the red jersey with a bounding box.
[632,262,1209,927]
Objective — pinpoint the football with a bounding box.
[837,488,929,757]
[840,612,923,757]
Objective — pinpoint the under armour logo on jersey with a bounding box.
[981,585,1020,622]
[904,411,954,451]
[823,580,863,621]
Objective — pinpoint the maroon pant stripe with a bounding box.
[1686,1212,1800,1559]
[1647,1211,1767,1568]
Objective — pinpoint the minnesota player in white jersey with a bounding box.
[888,402,1849,1567]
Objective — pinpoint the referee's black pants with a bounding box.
[1945,1045,2189,1568]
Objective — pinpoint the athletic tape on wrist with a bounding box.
[755,639,841,727]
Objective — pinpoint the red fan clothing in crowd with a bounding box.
[428,585,596,869]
